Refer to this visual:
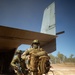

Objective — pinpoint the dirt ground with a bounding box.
[47,63,75,75]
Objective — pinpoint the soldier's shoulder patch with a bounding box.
[40,48,44,51]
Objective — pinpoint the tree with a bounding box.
[70,54,74,58]
[57,52,65,63]
[48,54,56,64]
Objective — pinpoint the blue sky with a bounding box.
[0,0,75,57]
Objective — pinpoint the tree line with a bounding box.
[48,52,75,64]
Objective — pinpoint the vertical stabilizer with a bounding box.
[41,2,56,35]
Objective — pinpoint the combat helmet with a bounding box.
[32,39,40,44]
[15,50,22,54]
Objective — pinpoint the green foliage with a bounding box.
[48,54,56,64]
[49,52,75,64]
[69,54,74,58]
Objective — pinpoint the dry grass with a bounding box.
[47,63,75,75]
[52,63,75,67]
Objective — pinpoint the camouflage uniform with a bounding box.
[22,40,50,75]
[11,50,28,75]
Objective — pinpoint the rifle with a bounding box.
[14,64,23,74]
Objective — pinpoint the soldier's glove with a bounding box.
[26,55,31,60]
[14,69,17,73]
[14,66,18,70]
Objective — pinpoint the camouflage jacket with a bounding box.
[21,48,48,60]
[11,56,26,69]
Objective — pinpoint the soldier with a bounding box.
[11,50,28,75]
[22,40,50,75]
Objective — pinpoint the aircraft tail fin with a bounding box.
[41,2,56,35]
